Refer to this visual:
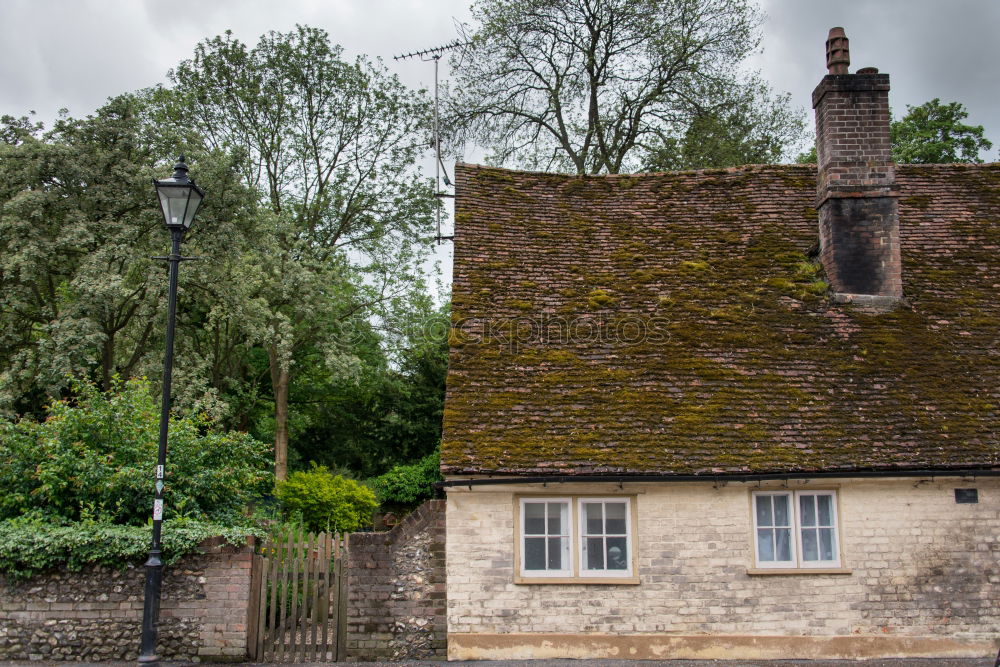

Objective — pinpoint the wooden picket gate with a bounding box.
[247,527,347,662]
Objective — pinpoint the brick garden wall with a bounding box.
[346,498,446,661]
[0,537,254,661]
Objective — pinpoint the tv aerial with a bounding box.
[394,39,464,243]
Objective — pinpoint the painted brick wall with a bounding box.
[446,478,999,659]
[0,537,254,661]
[346,499,446,661]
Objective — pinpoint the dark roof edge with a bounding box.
[454,162,818,179]
[436,468,1000,489]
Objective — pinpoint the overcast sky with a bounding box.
[2,0,997,282]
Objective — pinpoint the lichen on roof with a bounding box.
[442,163,1000,477]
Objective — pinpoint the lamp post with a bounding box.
[138,156,204,666]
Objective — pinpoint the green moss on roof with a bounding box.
[444,163,1000,476]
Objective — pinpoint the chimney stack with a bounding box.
[812,28,901,301]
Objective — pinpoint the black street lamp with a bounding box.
[138,156,204,666]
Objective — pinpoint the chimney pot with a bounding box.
[857,67,879,75]
[826,27,850,75]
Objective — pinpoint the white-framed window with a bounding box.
[516,496,636,582]
[579,499,632,576]
[752,490,841,569]
[520,498,572,577]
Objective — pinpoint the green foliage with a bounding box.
[0,516,262,580]
[891,98,993,164]
[644,78,806,171]
[0,377,272,525]
[795,146,817,164]
[368,452,442,509]
[0,28,447,490]
[274,464,377,533]
[168,26,438,479]
[286,300,450,478]
[0,95,260,419]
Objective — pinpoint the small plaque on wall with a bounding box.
[954,488,978,504]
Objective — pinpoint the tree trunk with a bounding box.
[268,345,290,481]
[101,333,115,391]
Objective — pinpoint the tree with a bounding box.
[0,97,257,418]
[287,298,449,477]
[794,146,816,164]
[891,98,992,164]
[447,0,802,174]
[643,77,805,170]
[168,27,437,479]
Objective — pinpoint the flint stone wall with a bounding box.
[0,537,253,662]
[346,498,447,661]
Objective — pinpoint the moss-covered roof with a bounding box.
[442,163,1000,477]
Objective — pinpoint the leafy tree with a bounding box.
[643,78,805,170]
[0,98,258,418]
[794,146,817,164]
[891,98,992,164]
[0,377,272,526]
[274,464,377,533]
[287,299,449,477]
[447,0,803,174]
[168,26,437,479]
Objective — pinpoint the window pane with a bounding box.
[547,503,565,535]
[775,527,792,561]
[524,537,546,569]
[585,537,604,569]
[817,495,833,526]
[773,495,790,527]
[756,495,773,527]
[800,495,816,527]
[801,527,818,561]
[820,528,835,561]
[584,503,603,535]
[757,528,775,561]
[547,537,565,569]
[606,536,628,570]
[605,502,627,534]
[524,503,545,534]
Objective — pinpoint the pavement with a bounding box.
[2,659,997,667]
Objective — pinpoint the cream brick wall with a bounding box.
[446,478,999,644]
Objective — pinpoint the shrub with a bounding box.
[0,377,273,526]
[368,451,442,509]
[274,464,377,533]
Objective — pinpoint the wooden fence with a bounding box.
[248,527,347,662]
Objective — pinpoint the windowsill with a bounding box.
[746,567,852,576]
[515,575,641,585]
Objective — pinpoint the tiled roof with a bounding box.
[441,163,1000,477]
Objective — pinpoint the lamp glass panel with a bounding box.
[156,185,203,229]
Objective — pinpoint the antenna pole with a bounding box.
[394,40,466,243]
[434,55,441,242]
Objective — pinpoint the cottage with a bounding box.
[439,29,999,661]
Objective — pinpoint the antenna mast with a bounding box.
[394,40,464,243]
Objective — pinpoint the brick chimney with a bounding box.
[812,27,901,302]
